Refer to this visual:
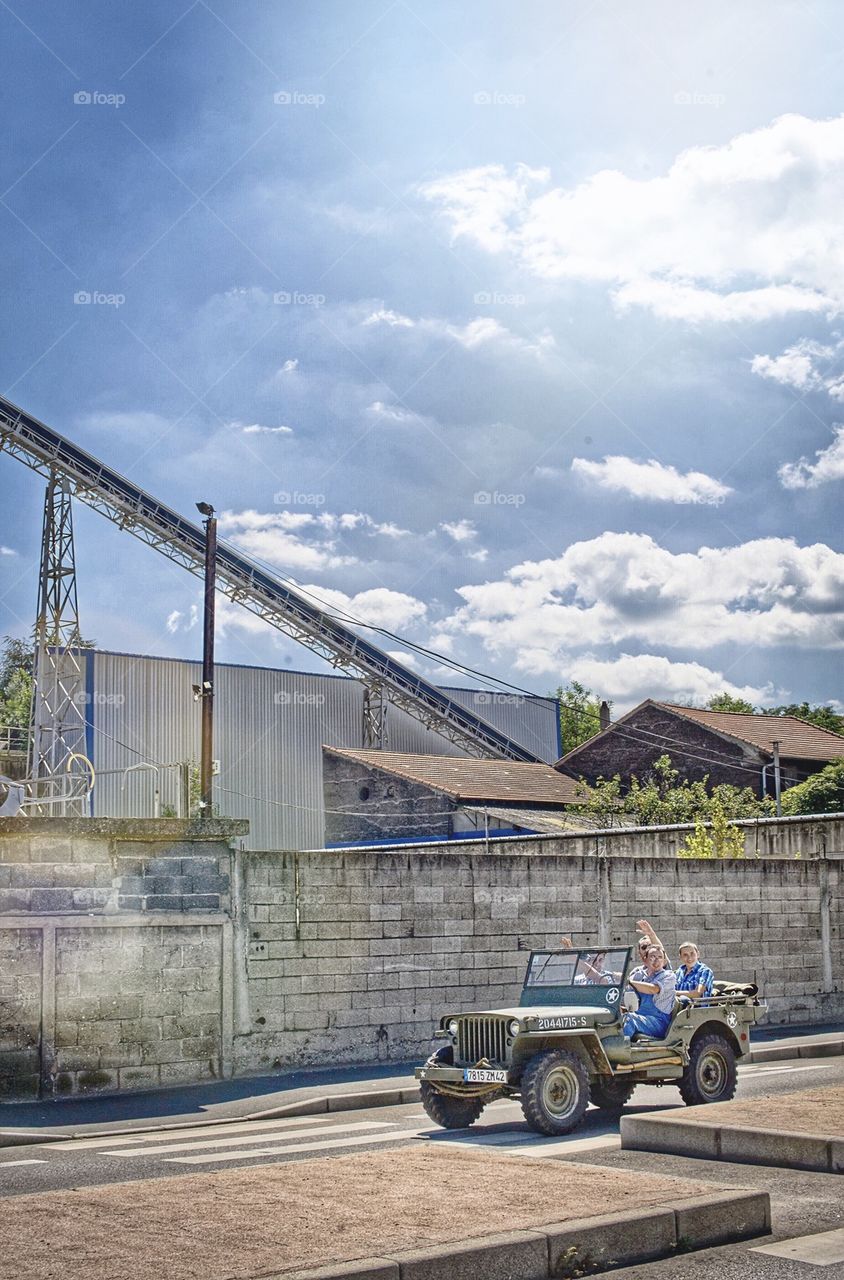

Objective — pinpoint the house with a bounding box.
[322,747,588,845]
[555,700,844,798]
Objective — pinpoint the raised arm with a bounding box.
[636,918,665,955]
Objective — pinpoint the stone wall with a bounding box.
[0,818,243,1098]
[1,815,842,1099]
[323,749,455,845]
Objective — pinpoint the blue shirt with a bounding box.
[676,960,714,997]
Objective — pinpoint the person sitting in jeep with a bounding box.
[676,942,714,999]
[573,950,623,985]
[623,944,676,1039]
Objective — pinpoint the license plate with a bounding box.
[463,1068,507,1083]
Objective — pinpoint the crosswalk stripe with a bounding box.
[740,1064,834,1079]
[167,1127,424,1165]
[50,1114,336,1151]
[0,1159,46,1168]
[106,1121,395,1158]
[421,1132,621,1159]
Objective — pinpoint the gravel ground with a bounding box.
[676,1085,844,1134]
[0,1146,725,1280]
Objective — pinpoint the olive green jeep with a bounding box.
[416,946,764,1136]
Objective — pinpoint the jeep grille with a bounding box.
[456,1016,510,1066]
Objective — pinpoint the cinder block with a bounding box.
[546,1207,676,1273]
[392,1228,548,1280]
[674,1191,770,1248]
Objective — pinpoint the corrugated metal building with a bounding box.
[84,650,561,850]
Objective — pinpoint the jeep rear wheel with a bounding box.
[420,1046,486,1130]
[589,1078,636,1111]
[520,1048,589,1136]
[679,1032,737,1106]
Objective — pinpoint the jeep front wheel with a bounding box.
[520,1048,589,1136]
[679,1032,737,1106]
[589,1078,636,1111]
[420,1046,486,1129]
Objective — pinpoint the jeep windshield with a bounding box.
[520,948,632,1010]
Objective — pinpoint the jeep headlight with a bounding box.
[508,1019,520,1037]
[447,1018,459,1036]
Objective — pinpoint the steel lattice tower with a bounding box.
[29,473,88,813]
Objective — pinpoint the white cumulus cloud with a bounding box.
[567,653,774,715]
[440,519,477,543]
[571,456,732,505]
[779,424,844,489]
[420,113,844,323]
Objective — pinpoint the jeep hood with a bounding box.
[448,1005,617,1024]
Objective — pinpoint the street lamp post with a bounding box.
[196,502,217,820]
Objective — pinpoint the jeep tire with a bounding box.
[589,1078,636,1111]
[520,1048,590,1136]
[679,1032,737,1106]
[420,1046,486,1129]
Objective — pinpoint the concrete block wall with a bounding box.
[236,837,843,1073]
[0,818,244,1098]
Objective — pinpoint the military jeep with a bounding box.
[416,946,764,1136]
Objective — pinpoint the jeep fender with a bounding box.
[511,1031,613,1079]
[689,1018,742,1057]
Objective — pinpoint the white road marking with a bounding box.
[167,1127,424,1165]
[106,1121,395,1158]
[50,1114,335,1151]
[751,1228,844,1266]
[740,1064,835,1079]
[417,1130,620,1158]
[0,1159,46,1168]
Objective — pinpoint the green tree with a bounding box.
[0,637,34,737]
[551,680,606,753]
[706,692,756,714]
[678,796,747,859]
[781,760,844,816]
[572,754,773,828]
[768,702,843,735]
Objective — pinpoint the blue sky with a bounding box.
[1,0,843,712]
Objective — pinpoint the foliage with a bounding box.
[551,680,607,753]
[678,797,746,859]
[781,759,844,816]
[0,637,33,734]
[706,692,756,714]
[768,702,843,735]
[571,754,774,829]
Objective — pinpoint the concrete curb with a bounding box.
[621,1113,843,1174]
[273,1191,770,1280]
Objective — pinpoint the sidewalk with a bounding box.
[621,1084,844,1173]
[2,1023,842,1146]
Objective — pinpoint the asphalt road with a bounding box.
[0,1056,841,1202]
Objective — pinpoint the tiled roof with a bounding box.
[323,747,585,805]
[657,704,844,762]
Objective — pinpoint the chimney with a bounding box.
[599,700,610,731]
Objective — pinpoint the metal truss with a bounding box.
[30,473,88,814]
[0,395,542,763]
